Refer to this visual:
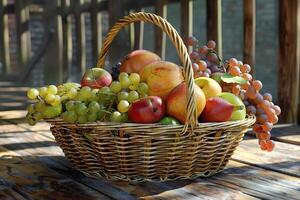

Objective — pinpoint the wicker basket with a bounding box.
[49,12,255,182]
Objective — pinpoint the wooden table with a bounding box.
[0,110,300,200]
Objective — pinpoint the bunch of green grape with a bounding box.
[109,72,149,122]
[26,84,68,125]
[62,100,110,123]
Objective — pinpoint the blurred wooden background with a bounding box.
[0,0,299,124]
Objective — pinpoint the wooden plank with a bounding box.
[247,125,300,146]
[209,161,300,200]
[233,137,300,177]
[155,0,167,59]
[134,8,144,51]
[15,0,31,70]
[0,0,10,74]
[91,0,102,66]
[74,0,86,76]
[180,0,193,52]
[0,149,112,200]
[43,0,64,84]
[61,0,73,82]
[206,0,222,57]
[243,0,256,73]
[278,0,300,123]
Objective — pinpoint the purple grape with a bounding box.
[209,65,220,73]
[189,51,200,60]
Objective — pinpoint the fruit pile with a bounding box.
[26,39,280,152]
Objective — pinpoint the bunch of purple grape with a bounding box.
[186,36,225,78]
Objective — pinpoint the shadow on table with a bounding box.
[0,154,299,199]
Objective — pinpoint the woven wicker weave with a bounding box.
[49,12,255,182]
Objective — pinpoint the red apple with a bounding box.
[200,97,234,122]
[128,96,165,123]
[81,68,112,89]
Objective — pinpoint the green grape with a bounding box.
[27,117,37,126]
[27,104,35,114]
[77,115,88,124]
[118,72,129,81]
[120,113,128,122]
[129,83,138,91]
[45,94,55,104]
[42,104,62,119]
[63,111,77,123]
[76,103,88,115]
[35,101,45,112]
[137,83,149,95]
[67,87,77,99]
[110,111,122,122]
[88,113,97,122]
[38,87,48,98]
[27,88,39,100]
[128,90,139,103]
[98,86,115,104]
[88,101,100,113]
[63,82,81,90]
[129,73,140,84]
[117,100,130,113]
[65,101,76,111]
[120,76,131,88]
[98,109,108,120]
[51,95,61,106]
[117,91,129,102]
[33,112,43,121]
[110,81,122,93]
[77,86,92,101]
[47,85,58,95]
[92,89,99,93]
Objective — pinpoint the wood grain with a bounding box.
[278,0,300,123]
[180,0,193,52]
[206,0,222,57]
[155,0,167,59]
[1,119,300,199]
[232,137,300,177]
[15,0,31,70]
[0,0,10,74]
[243,0,256,73]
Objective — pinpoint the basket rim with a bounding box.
[46,115,255,129]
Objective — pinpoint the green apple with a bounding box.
[217,92,246,120]
[194,77,222,99]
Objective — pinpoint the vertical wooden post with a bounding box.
[278,0,300,123]
[15,0,31,70]
[43,0,63,84]
[133,11,144,50]
[61,0,73,82]
[243,0,256,73]
[155,0,167,59]
[0,0,10,74]
[207,0,222,57]
[74,0,86,75]
[180,0,193,52]
[91,0,102,65]
[108,1,130,68]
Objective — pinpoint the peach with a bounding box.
[140,61,184,100]
[120,50,161,73]
[166,82,206,124]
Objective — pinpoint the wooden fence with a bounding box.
[0,0,299,123]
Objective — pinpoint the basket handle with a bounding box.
[96,12,197,128]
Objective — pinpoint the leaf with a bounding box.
[221,73,247,84]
